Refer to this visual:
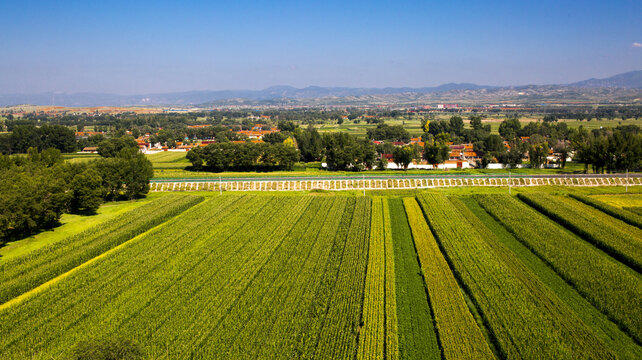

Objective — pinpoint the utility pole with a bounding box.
[626,169,629,193]
[363,174,366,197]
[509,170,512,195]
[219,175,222,195]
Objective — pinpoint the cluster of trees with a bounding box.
[0,125,76,154]
[0,146,153,243]
[423,115,492,144]
[186,142,299,172]
[497,118,572,142]
[322,133,376,170]
[573,127,642,173]
[366,123,411,142]
[388,141,451,170]
[260,124,324,163]
[187,129,378,172]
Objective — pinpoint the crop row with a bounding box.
[313,197,371,359]
[357,198,386,360]
[77,195,276,358]
[459,196,642,359]
[137,196,313,359]
[518,193,642,273]
[475,194,642,344]
[0,194,204,305]
[404,198,494,360]
[291,198,357,358]
[382,199,399,360]
[0,195,262,356]
[625,206,642,216]
[387,198,440,360]
[0,195,301,358]
[0,194,378,359]
[252,197,351,359]
[417,193,615,359]
[569,193,642,229]
[190,197,333,358]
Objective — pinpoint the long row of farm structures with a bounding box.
[150,175,642,192]
[1,190,641,359]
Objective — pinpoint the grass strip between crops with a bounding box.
[404,197,495,360]
[460,196,642,359]
[518,192,642,273]
[569,193,642,229]
[417,193,617,359]
[475,194,642,345]
[388,198,440,360]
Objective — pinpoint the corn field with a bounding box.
[0,191,640,359]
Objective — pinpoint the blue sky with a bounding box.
[1,0,641,94]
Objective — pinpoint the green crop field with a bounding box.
[1,188,641,359]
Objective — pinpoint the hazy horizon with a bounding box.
[2,0,641,95]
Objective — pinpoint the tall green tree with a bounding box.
[393,146,414,169]
[423,141,450,164]
[97,136,138,158]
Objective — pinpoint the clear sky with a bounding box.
[1,0,641,94]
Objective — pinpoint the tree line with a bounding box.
[186,142,299,172]
[573,126,642,173]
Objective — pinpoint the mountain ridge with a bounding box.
[1,71,640,107]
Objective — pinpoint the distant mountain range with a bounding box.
[1,71,640,107]
[569,70,642,88]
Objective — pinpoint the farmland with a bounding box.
[1,188,641,359]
